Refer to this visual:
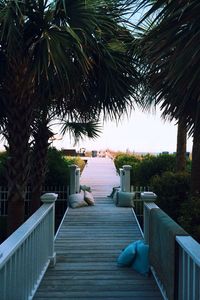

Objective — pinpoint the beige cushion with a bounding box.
[80,185,91,192]
[84,191,95,206]
[69,191,88,208]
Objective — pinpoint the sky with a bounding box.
[50,107,193,154]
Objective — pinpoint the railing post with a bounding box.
[119,168,124,191]
[41,193,58,267]
[75,167,80,193]
[69,164,78,195]
[122,165,132,192]
[142,193,158,244]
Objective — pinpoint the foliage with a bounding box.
[0,148,85,186]
[44,148,85,185]
[63,155,85,173]
[114,153,140,171]
[130,0,200,196]
[151,172,190,222]
[133,154,176,185]
[114,153,176,186]
[178,197,200,243]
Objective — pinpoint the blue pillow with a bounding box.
[132,241,149,275]
[117,240,142,267]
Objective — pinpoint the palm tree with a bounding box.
[0,0,140,234]
[129,0,189,172]
[130,0,199,191]
[30,110,101,214]
[176,118,187,172]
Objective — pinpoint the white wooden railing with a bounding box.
[119,165,132,192]
[144,201,200,300]
[0,185,68,217]
[0,193,57,300]
[69,164,80,194]
[176,236,200,300]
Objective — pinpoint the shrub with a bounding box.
[0,148,86,187]
[65,156,85,173]
[178,197,200,243]
[44,148,71,185]
[114,153,140,171]
[114,153,176,186]
[133,154,176,186]
[45,148,86,186]
[151,171,190,222]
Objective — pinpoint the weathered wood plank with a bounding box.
[34,158,162,300]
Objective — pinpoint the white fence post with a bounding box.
[40,193,58,267]
[75,167,80,193]
[69,164,78,195]
[122,165,132,192]
[119,168,124,191]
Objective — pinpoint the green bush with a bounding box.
[114,153,140,171]
[114,153,176,186]
[178,197,200,243]
[64,156,85,173]
[133,154,176,186]
[151,171,190,222]
[0,148,86,186]
[45,148,86,186]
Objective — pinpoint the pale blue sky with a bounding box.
[52,107,193,154]
[0,107,193,154]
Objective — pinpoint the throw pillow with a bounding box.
[80,185,91,192]
[69,191,88,208]
[132,241,149,276]
[117,240,142,267]
[84,191,95,206]
[117,191,135,207]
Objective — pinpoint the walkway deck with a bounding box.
[34,158,162,299]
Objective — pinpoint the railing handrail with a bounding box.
[0,203,53,268]
[143,200,200,300]
[0,193,57,300]
[176,235,200,266]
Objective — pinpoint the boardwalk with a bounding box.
[34,158,162,299]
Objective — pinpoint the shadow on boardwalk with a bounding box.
[34,158,162,299]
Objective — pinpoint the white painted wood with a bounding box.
[176,236,200,300]
[122,165,132,192]
[75,167,80,193]
[143,202,159,244]
[69,164,78,195]
[0,193,57,300]
[34,158,162,300]
[119,168,124,191]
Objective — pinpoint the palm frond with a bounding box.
[60,120,102,145]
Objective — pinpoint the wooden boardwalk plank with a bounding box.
[34,158,162,300]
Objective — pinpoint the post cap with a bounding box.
[141,192,157,201]
[69,164,78,169]
[41,193,58,203]
[123,165,132,170]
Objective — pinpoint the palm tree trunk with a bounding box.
[30,117,53,214]
[191,105,200,196]
[6,101,32,235]
[176,118,187,172]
